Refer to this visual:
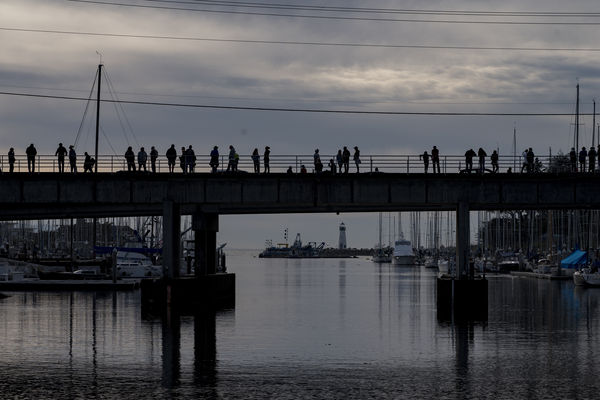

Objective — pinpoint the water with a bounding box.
[1,250,600,399]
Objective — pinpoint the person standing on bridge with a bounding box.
[83,152,94,173]
[55,143,67,173]
[179,146,187,173]
[138,147,148,172]
[477,148,487,173]
[353,146,361,173]
[342,146,351,174]
[464,148,476,172]
[491,150,499,173]
[579,146,587,173]
[150,146,158,173]
[589,146,597,173]
[336,149,343,173]
[526,148,535,173]
[125,146,136,172]
[226,145,236,172]
[314,149,322,174]
[329,158,336,174]
[8,148,15,173]
[431,146,440,173]
[166,144,177,173]
[569,147,577,172]
[68,145,77,173]
[186,145,196,173]
[264,146,271,173]
[420,150,430,173]
[251,148,260,173]
[210,146,220,173]
[26,143,37,173]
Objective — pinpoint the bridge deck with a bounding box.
[0,172,596,219]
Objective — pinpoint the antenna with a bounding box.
[96,51,103,65]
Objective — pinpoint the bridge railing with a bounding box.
[0,154,574,174]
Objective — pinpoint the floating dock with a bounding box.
[511,271,572,280]
[0,279,140,291]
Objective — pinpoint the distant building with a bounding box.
[338,222,347,249]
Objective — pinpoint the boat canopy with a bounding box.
[560,250,587,269]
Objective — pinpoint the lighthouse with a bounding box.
[338,222,347,249]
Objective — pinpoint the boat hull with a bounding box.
[393,255,415,266]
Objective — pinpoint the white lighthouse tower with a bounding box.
[338,222,347,249]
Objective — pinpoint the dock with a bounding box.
[511,271,572,281]
[0,279,140,291]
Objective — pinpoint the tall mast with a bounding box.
[513,124,517,170]
[95,63,102,173]
[576,83,580,152]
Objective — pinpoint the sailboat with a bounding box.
[392,212,415,266]
[372,213,391,263]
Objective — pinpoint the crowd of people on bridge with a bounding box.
[4,142,600,175]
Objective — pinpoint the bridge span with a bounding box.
[0,172,596,220]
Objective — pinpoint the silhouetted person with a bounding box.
[589,146,596,172]
[83,152,94,173]
[336,149,343,173]
[431,146,440,173]
[125,146,136,172]
[521,149,529,173]
[210,146,219,173]
[233,151,239,171]
[186,145,196,173]
[478,148,487,173]
[342,146,350,173]
[314,149,322,173]
[353,146,361,173]
[179,146,187,173]
[526,148,534,173]
[138,147,148,172]
[300,165,307,174]
[252,148,260,173]
[287,166,293,174]
[26,143,36,173]
[329,158,336,174]
[491,150,499,173]
[420,150,430,173]
[579,146,587,172]
[150,146,158,173]
[226,145,236,172]
[569,147,577,172]
[8,148,15,173]
[263,146,270,173]
[166,144,177,173]
[55,143,67,173]
[68,145,77,173]
[465,148,476,172]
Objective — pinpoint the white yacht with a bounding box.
[392,236,415,266]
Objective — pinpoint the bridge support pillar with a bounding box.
[437,201,487,320]
[456,202,470,280]
[193,211,219,277]
[162,200,181,279]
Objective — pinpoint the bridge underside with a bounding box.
[0,173,597,220]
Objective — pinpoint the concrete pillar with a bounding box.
[193,212,219,277]
[162,201,181,279]
[456,202,470,280]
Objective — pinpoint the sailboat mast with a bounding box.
[95,63,102,173]
[576,83,580,152]
[513,124,517,170]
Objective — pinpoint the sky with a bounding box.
[2,0,600,248]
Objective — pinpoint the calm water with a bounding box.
[1,250,600,399]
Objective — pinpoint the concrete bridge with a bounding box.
[2,172,593,314]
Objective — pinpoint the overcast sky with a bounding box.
[2,0,600,248]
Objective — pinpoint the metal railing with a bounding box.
[0,154,582,174]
